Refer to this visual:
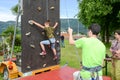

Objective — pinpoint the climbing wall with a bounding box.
[21,0,60,72]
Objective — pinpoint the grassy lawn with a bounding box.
[0,39,112,79]
[0,73,3,79]
[60,40,82,69]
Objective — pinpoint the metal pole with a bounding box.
[105,60,108,75]
[10,0,21,59]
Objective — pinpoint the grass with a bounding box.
[60,40,82,69]
[0,39,112,79]
[0,73,3,79]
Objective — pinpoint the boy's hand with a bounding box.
[28,20,34,25]
[55,22,58,25]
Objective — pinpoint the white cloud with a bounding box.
[0,5,16,21]
[0,11,16,21]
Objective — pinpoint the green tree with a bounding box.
[11,4,18,15]
[2,26,19,46]
[78,0,120,43]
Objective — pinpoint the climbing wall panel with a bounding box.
[21,0,60,72]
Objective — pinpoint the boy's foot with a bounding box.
[53,56,57,60]
[40,52,46,55]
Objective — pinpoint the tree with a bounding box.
[2,26,19,46]
[11,4,18,15]
[78,0,120,43]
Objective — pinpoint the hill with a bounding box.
[60,18,87,34]
[0,21,16,33]
[0,19,87,34]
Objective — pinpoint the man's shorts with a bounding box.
[40,38,55,49]
[73,71,103,80]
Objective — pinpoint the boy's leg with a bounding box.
[49,38,57,60]
[52,48,57,60]
[40,40,50,55]
[40,42,46,55]
[40,42,46,52]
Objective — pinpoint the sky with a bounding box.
[0,0,79,21]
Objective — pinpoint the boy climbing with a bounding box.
[29,20,58,60]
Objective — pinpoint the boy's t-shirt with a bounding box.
[44,27,55,38]
[75,37,106,78]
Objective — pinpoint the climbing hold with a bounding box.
[42,32,45,35]
[43,64,46,67]
[27,66,31,69]
[37,7,42,11]
[25,32,31,36]
[28,20,33,25]
[56,32,59,35]
[56,40,59,43]
[30,44,35,48]
[50,6,55,10]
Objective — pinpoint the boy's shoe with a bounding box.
[40,52,46,55]
[53,56,57,60]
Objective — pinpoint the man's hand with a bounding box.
[68,27,73,35]
[68,27,74,45]
[114,50,120,58]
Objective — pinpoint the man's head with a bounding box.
[44,20,50,27]
[88,23,101,37]
[114,30,120,40]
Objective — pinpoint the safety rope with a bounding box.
[46,0,49,20]
[64,0,81,65]
[74,46,81,66]
[65,0,70,27]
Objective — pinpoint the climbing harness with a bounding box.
[82,65,102,80]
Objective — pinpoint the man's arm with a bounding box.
[29,20,44,29]
[68,27,75,45]
[53,22,58,28]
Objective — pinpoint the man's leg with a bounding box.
[61,40,64,47]
[73,71,81,80]
[62,40,65,47]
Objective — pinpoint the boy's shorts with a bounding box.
[40,38,55,49]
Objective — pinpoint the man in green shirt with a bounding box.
[68,23,106,80]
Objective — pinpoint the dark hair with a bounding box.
[46,20,50,22]
[88,23,101,35]
[115,30,120,35]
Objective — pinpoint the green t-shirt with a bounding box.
[44,27,55,38]
[75,37,106,78]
